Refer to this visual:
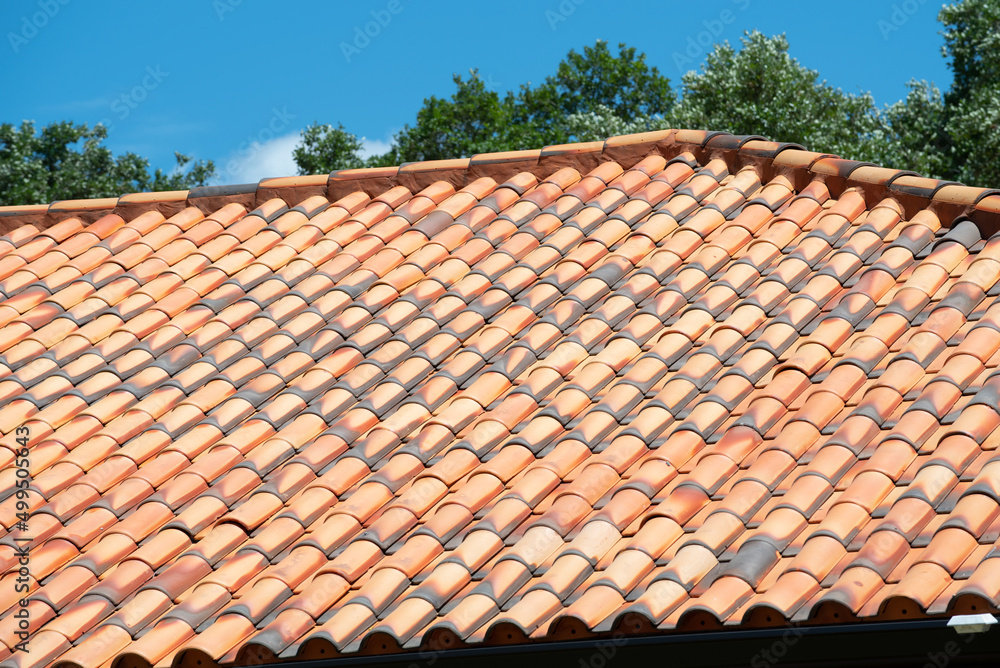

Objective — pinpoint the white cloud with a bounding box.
[213,131,300,185]
[359,135,393,160]
[210,129,397,185]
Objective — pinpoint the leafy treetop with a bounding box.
[0,121,214,206]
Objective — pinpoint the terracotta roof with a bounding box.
[0,129,999,668]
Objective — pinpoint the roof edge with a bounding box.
[1,129,998,237]
[228,618,1000,668]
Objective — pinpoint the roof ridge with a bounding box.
[1,129,999,237]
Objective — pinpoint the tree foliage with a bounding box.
[0,121,214,206]
[514,40,675,148]
[937,0,1000,186]
[387,70,518,164]
[876,80,954,179]
[294,41,675,172]
[564,104,667,143]
[940,0,1000,102]
[293,0,999,187]
[293,122,366,174]
[666,32,885,163]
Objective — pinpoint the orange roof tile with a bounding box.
[0,130,999,666]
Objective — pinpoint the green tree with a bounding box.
[945,85,1000,186]
[292,5,1000,187]
[514,40,675,148]
[293,122,366,174]
[870,0,1000,186]
[937,0,1000,186]
[666,31,885,163]
[292,40,675,172]
[940,0,1000,102]
[563,104,668,143]
[0,120,215,206]
[875,80,953,179]
[387,70,517,164]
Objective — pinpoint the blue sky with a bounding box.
[1,0,952,185]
